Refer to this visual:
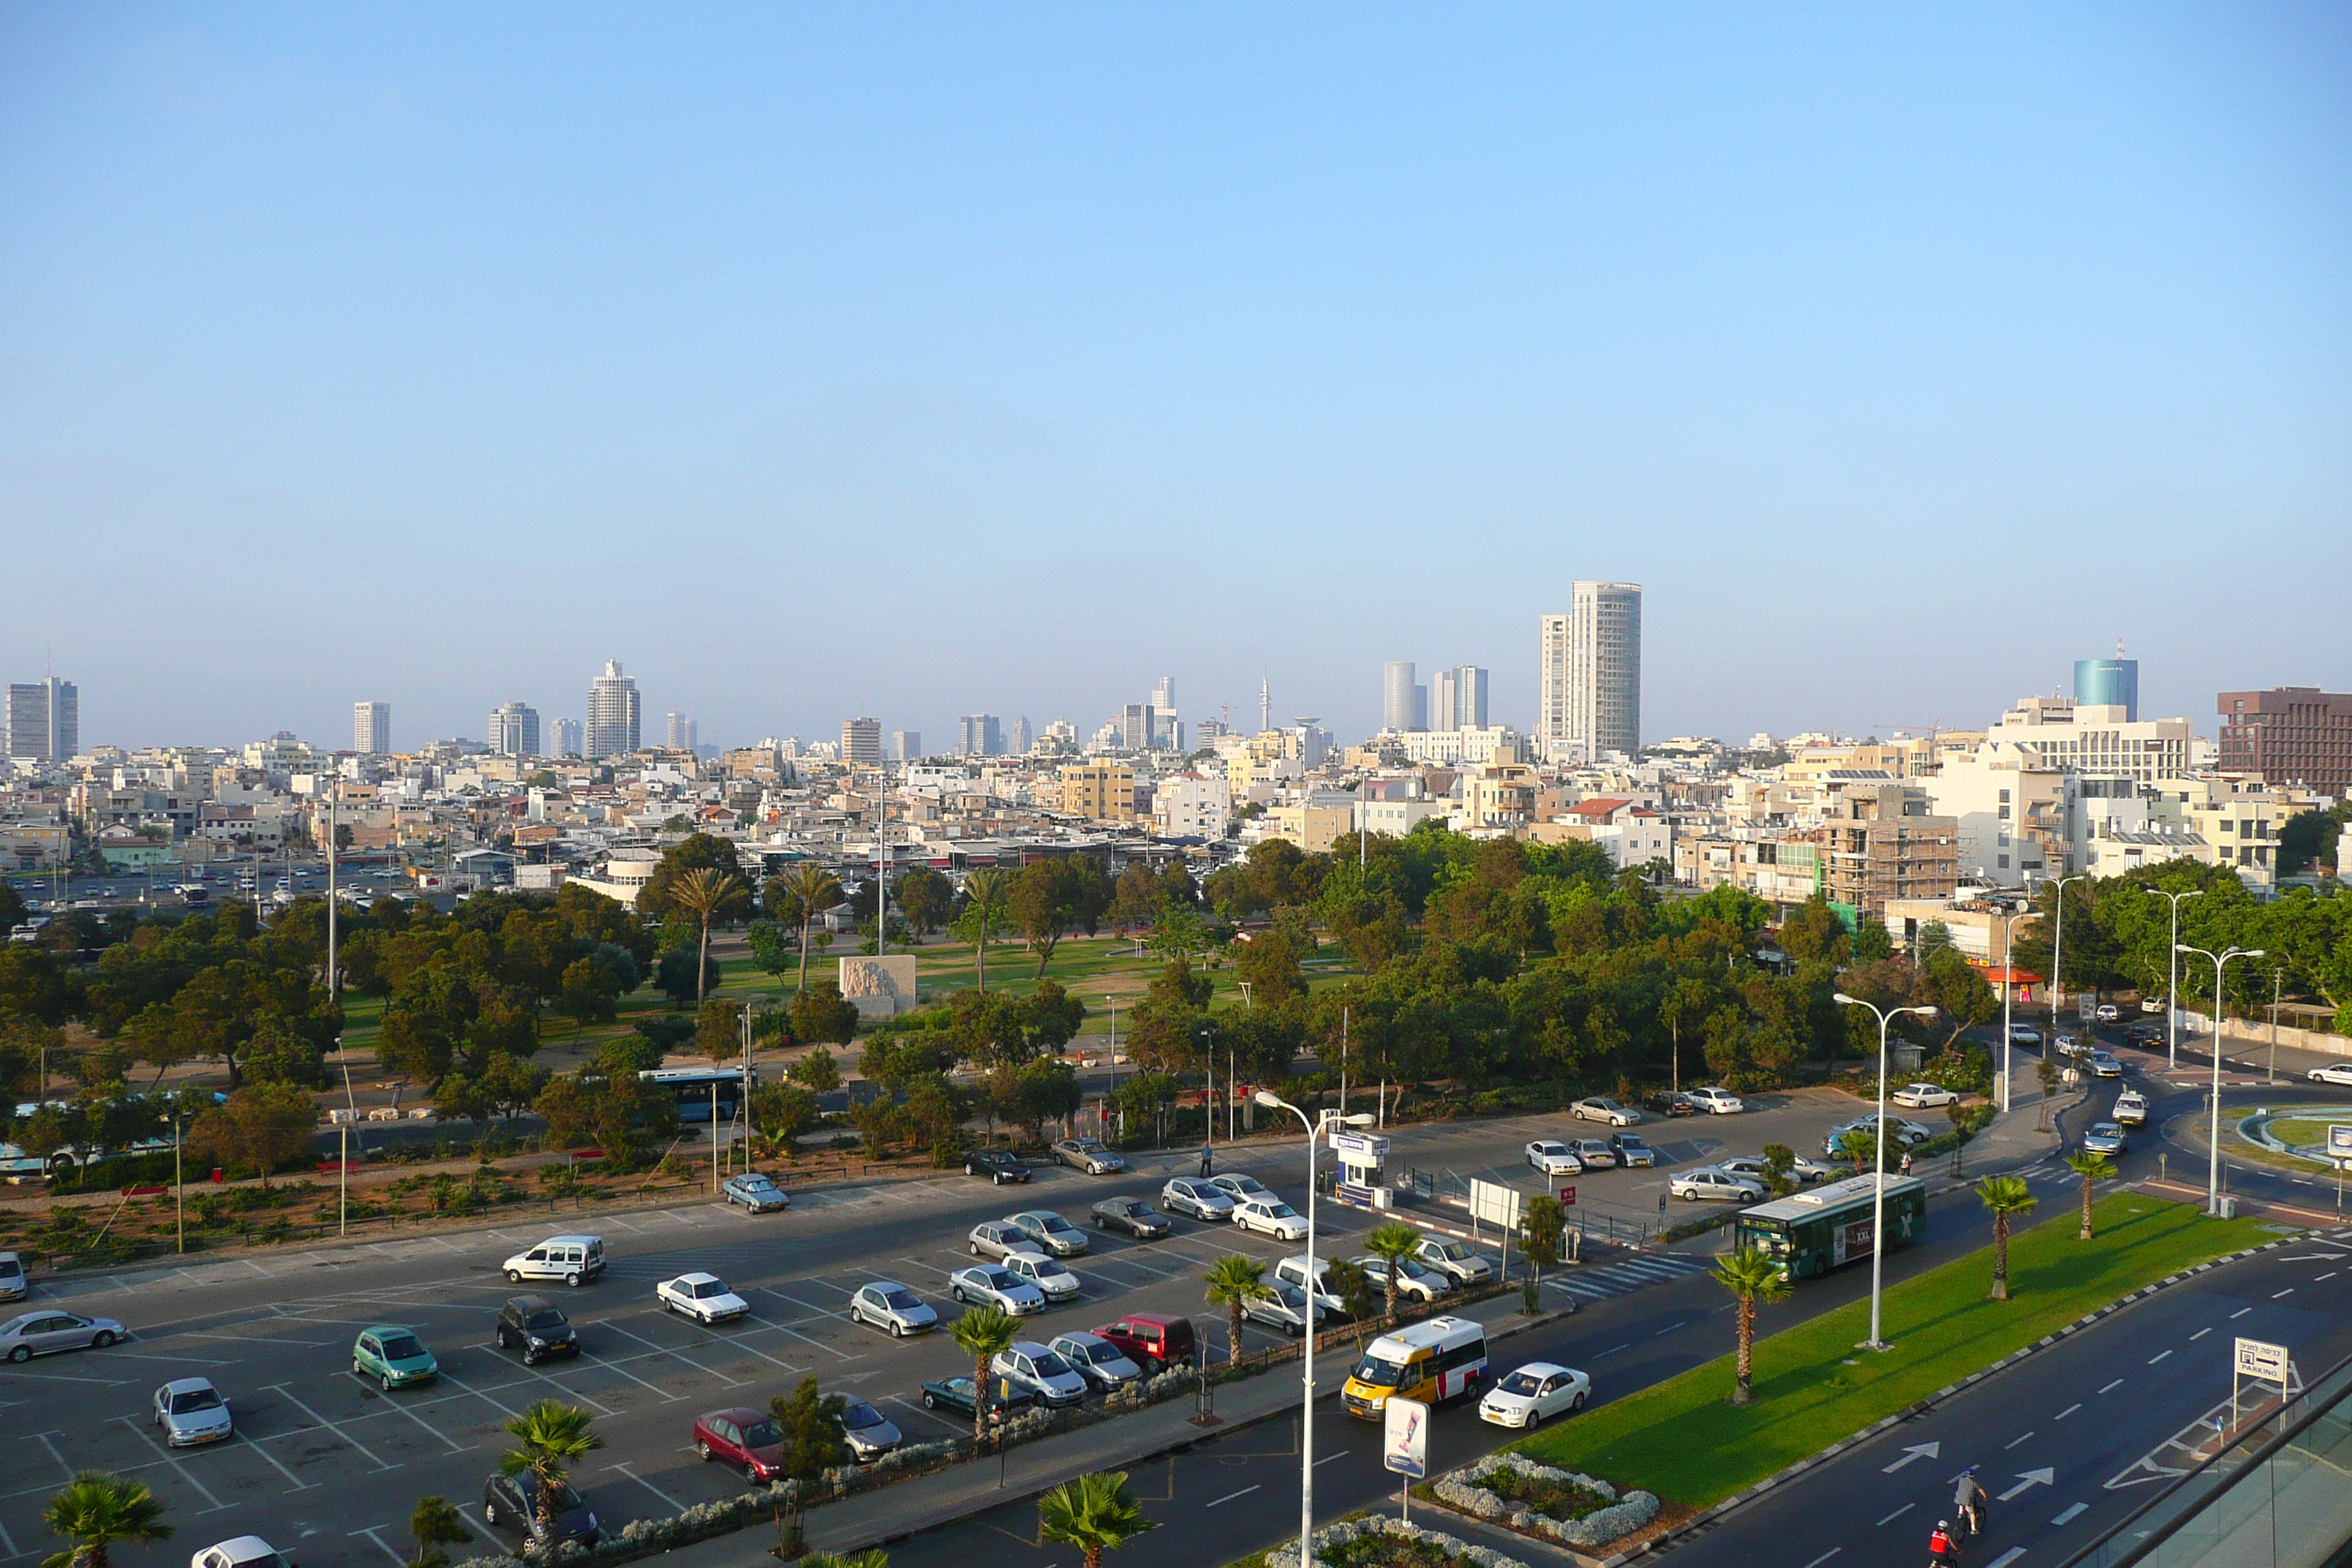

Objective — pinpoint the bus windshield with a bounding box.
[1352,1354,1409,1388]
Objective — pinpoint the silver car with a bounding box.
[1243,1282,1343,1338]
[1049,1138,1126,1175]
[1049,1331,1142,1392]
[1000,1248,1083,1303]
[1207,1174,1272,1205]
[1006,1210,1090,1257]
[949,1264,1046,1316]
[834,1397,901,1461]
[0,1251,25,1302]
[1161,1178,1235,1221]
[992,1341,1088,1406]
[1,1309,125,1362]
[721,1172,791,1213]
[848,1281,937,1337]
[154,1378,233,1446]
[967,1221,1024,1260]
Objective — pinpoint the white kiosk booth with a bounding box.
[1333,1130,1393,1210]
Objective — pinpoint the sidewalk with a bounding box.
[1918,1058,2077,1199]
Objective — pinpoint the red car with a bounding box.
[1091,1313,1196,1370]
[693,1406,785,1485]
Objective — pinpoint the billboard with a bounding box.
[1383,1396,1429,1478]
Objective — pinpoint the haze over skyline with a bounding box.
[4,4,2348,753]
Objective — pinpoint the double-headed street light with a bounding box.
[2047,874,2086,1044]
[2146,887,2205,1068]
[1833,994,1938,1350]
[2177,943,2264,1215]
[1255,1090,1376,1568]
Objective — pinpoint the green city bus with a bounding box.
[1733,1172,1928,1280]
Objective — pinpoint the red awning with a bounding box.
[1981,965,2043,984]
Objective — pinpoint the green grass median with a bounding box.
[1511,1194,2266,1509]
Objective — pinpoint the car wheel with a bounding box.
[92,1330,116,1349]
[507,1270,524,1284]
[1571,1390,1586,1411]
[565,1272,581,1288]
[971,1243,981,1256]
[892,1322,905,1338]
[952,1286,966,1303]
[745,1463,763,1485]
[524,1351,540,1367]
[697,1440,713,1460]
[483,1501,499,1526]
[381,1373,395,1392]
[922,1392,938,1409]
[6,1346,28,1364]
[497,1327,511,1349]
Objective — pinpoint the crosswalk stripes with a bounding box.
[1545,1250,1714,1303]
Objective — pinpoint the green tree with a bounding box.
[1322,1257,1379,1324]
[1519,1194,1566,1311]
[1658,976,1714,1094]
[1362,1221,1422,1324]
[949,1305,1022,1445]
[635,832,747,921]
[772,862,845,993]
[667,867,748,1005]
[788,982,861,1047]
[407,1496,470,1568]
[558,956,622,1029]
[1009,858,1111,978]
[1037,1471,1149,1568]
[654,945,720,1009]
[768,1376,849,1482]
[1711,1248,1790,1406]
[1022,979,1087,1052]
[39,1471,172,1568]
[2064,1149,2115,1241]
[1833,1124,1879,1178]
[1232,929,1306,1007]
[894,867,956,938]
[1976,1175,2038,1301]
[187,1084,317,1188]
[1758,1142,1800,1199]
[497,1401,603,1540]
[696,998,745,1063]
[1110,863,1166,935]
[952,868,1011,991]
[790,1047,840,1091]
[1202,1253,1272,1364]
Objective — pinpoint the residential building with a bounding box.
[489,701,540,758]
[6,677,77,761]
[1267,791,1358,853]
[353,700,391,755]
[1458,761,1538,832]
[840,717,882,767]
[2143,775,2321,890]
[960,715,1003,756]
[1527,794,1674,869]
[1152,772,1230,840]
[1010,716,1033,755]
[1355,797,1449,839]
[587,662,641,758]
[551,717,584,757]
[1814,783,1959,918]
[665,712,698,752]
[2216,687,2352,796]
[2076,655,2139,720]
[1986,692,2190,783]
[1431,665,1489,730]
[1385,725,1529,767]
[1058,762,1138,821]
[1923,748,2073,883]
[1383,663,1421,732]
[1539,581,1642,763]
[891,730,924,763]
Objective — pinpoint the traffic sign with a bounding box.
[1383,1396,1429,1479]
[2329,1126,2352,1164]
[2236,1338,2288,1382]
[1558,1184,1576,1207]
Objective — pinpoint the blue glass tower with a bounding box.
[2073,658,2138,721]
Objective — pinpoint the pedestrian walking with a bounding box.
[1900,1151,1915,1176]
[1199,1143,1214,1179]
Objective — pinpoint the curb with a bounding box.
[1593,1228,2310,1567]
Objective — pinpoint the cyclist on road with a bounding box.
[1953,1468,1986,1537]
[1928,1520,1963,1564]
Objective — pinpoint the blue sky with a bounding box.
[4,4,2348,753]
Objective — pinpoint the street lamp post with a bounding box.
[1833,994,1939,1350]
[2047,874,2085,1046]
[2147,887,2205,1069]
[1997,911,2019,1113]
[1254,1091,1376,1568]
[2179,943,2263,1215]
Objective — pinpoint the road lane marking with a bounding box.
[2147,1351,2172,1364]
[268,1385,397,1471]
[1207,1484,1262,1508]
[1799,1550,1839,1568]
[2190,1329,2212,1341]
[2315,1273,2337,1283]
[1986,1550,2027,1567]
[2272,1289,2294,1299]
[1313,1451,1352,1467]
[1654,1322,1686,1336]
[2054,1502,2088,1526]
[1594,1344,1632,1358]
[2006,1431,2037,1449]
[603,1460,686,1513]
[2054,1404,2081,1421]
[2231,1308,2253,1319]
[2098,1380,2124,1394]
[1875,1503,1913,1527]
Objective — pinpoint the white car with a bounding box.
[1412,1237,1496,1286]
[949,1264,1047,1315]
[2095,1003,2121,1023]
[1891,1082,1957,1109]
[967,1221,1025,1260]
[190,1539,295,1568]
[1207,1174,1273,1205]
[992,1341,1088,1406]
[154,1377,233,1447]
[1570,1096,1640,1126]
[1686,1086,1745,1115]
[0,1251,25,1302]
[848,1281,938,1337]
[2113,1091,2149,1127]
[2008,1024,2044,1047]
[1,1309,125,1362]
[1526,1139,1583,1176]
[656,1273,748,1324]
[2309,1063,2352,1088]
[1668,1167,1765,1203]
[1478,1361,1591,1429]
[1243,1282,1341,1338]
[1351,1254,1449,1303]
[1231,1197,1311,1242]
[999,1248,1083,1303]
[1161,1178,1235,1221]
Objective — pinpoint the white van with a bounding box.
[502,1235,606,1287]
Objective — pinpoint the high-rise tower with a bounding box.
[1539,582,1642,763]
[587,661,641,758]
[489,701,540,758]
[353,701,391,755]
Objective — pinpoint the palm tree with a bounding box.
[1038,1471,1149,1568]
[1202,1254,1273,1364]
[1977,1175,2039,1301]
[668,867,748,1006]
[1362,1221,1423,1325]
[949,1303,1022,1446]
[1711,1248,1790,1407]
[960,868,1009,992]
[777,861,843,993]
[499,1400,603,1541]
[1833,1124,1880,1178]
[2064,1150,2114,1241]
[39,1474,171,1568]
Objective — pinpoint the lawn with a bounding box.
[1512,1194,2267,1509]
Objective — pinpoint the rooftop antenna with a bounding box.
[1259,671,1270,734]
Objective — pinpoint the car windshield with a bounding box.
[741,1418,784,1447]
[1039,1215,1077,1233]
[1352,1354,1407,1388]
[525,1310,568,1330]
[170,1388,223,1414]
[881,1289,921,1310]
[1617,1137,1648,1150]
[693,1280,725,1297]
[1029,1259,1068,1277]
[1431,1242,1467,1260]
[1264,1203,1300,1220]
[1068,1340,1117,1365]
[1496,1371,1544,1395]
[739,1176,775,1190]
[380,1334,425,1360]
[841,1401,886,1430]
[0,1260,20,1278]
[1535,1143,1564,1155]
[1032,1352,1074,1378]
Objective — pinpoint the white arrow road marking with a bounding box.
[1881,1441,1941,1472]
[1999,1468,2057,1501]
[2053,1502,2089,1526]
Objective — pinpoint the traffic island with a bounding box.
[1421,1453,1662,1555]
[1261,1513,1538,1568]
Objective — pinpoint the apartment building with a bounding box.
[1987,693,2191,783]
[1058,762,1139,821]
[1152,772,1230,840]
[1814,783,1959,917]
[2217,687,2352,796]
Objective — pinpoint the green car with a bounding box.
[353,1325,439,1390]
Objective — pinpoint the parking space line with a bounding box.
[470,1360,619,1417]
[453,1502,497,1544]
[600,1322,748,1387]
[268,1385,398,1471]
[113,1417,227,1512]
[742,1314,856,1364]
[363,1387,474,1454]
[571,1346,685,1403]
[894,1255,958,1280]
[603,1460,687,1513]
[34,1433,74,1482]
[439,1371,527,1419]
[236,1431,313,1492]
[0,1513,17,1559]
[348,1524,407,1566]
[883,1394,966,1436]
[761,1288,855,1323]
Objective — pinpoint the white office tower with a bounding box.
[551,717,584,756]
[1152,676,1175,712]
[1432,665,1489,730]
[960,715,1003,756]
[665,712,697,751]
[490,701,540,758]
[840,717,883,766]
[353,701,391,755]
[1382,663,1419,731]
[1011,716,1033,754]
[890,730,922,763]
[1539,583,1643,763]
[586,661,642,758]
[5,677,77,761]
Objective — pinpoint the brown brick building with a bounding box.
[2217,687,2352,795]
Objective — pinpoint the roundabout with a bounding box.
[2234,1104,2352,1168]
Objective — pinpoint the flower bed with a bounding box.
[1265,1515,1531,1568]
[1425,1452,1659,1551]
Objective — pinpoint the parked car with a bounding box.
[2008,1024,2045,1047]
[2141,998,2166,1014]
[2309,1063,2352,1088]
[2113,1091,2149,1127]
[949,1264,1046,1315]
[692,1406,786,1484]
[1207,1174,1273,1205]
[1570,1096,1640,1126]
[848,1281,938,1337]
[1244,1282,1347,1338]
[2057,1034,2099,1058]
[1049,1330,1143,1392]
[967,1221,1025,1260]
[1566,1138,1618,1169]
[2,1309,124,1363]
[1231,1197,1311,1241]
[1686,1086,1745,1115]
[720,1172,790,1213]
[1526,1139,1583,1176]
[1718,1153,1831,1186]
[482,1470,599,1546]
[1273,1256,1346,1314]
[1092,1313,1196,1369]
[189,1539,293,1568]
[1820,1117,1933,1157]
[1668,1167,1764,1203]
[154,1377,233,1447]
[494,1296,579,1365]
[992,1341,1088,1406]
[1411,1237,1496,1286]
[0,1251,25,1303]
[501,1235,605,1288]
[1006,1210,1090,1257]
[1351,1254,1450,1303]
[834,1397,902,1461]
[1891,1082,1957,1109]
[2082,1123,2127,1156]
[2086,1052,2125,1079]
[1477,1361,1591,1429]
[1161,1178,1235,1221]
[1090,1196,1174,1239]
[1643,1090,1698,1117]
[1049,1138,1126,1175]
[2095,1003,2122,1023]
[919,1374,1033,1420]
[657,1273,748,1324]
[964,1149,1030,1185]
[1607,1132,1656,1168]
[351,1326,437,1390]
[999,1248,1083,1303]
